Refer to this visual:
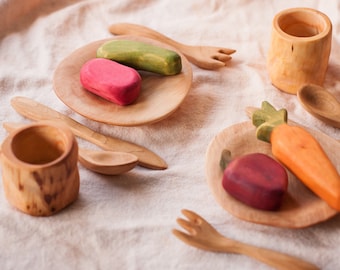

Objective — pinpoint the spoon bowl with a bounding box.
[3,122,138,175]
[78,148,138,175]
[297,84,340,128]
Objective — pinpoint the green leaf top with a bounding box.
[220,149,232,170]
[252,101,287,143]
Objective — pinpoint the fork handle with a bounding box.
[230,240,319,270]
[108,23,195,62]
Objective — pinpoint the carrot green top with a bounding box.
[252,101,287,143]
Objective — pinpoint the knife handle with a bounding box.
[10,96,167,170]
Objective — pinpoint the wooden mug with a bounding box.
[0,121,79,216]
[267,8,332,94]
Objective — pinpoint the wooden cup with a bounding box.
[267,8,332,94]
[0,121,79,216]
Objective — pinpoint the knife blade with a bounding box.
[10,96,167,170]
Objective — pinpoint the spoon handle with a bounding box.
[10,96,167,170]
[228,240,319,270]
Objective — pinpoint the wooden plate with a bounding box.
[53,35,192,126]
[206,121,339,228]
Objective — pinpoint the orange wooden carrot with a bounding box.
[252,101,340,211]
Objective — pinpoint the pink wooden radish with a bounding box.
[80,58,142,105]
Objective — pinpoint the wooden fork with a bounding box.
[108,23,236,70]
[173,209,319,270]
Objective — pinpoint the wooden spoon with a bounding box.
[297,84,340,128]
[10,96,167,170]
[3,122,138,175]
[78,148,138,175]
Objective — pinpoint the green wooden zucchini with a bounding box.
[96,40,182,75]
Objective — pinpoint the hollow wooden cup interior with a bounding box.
[0,122,79,216]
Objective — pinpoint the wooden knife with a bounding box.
[10,96,167,170]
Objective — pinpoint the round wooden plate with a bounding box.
[53,35,192,126]
[206,121,339,228]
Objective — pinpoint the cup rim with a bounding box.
[1,121,74,168]
[273,7,332,41]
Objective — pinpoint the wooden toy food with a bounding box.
[96,39,182,75]
[221,150,288,211]
[251,101,340,211]
[80,58,142,105]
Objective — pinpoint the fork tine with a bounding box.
[176,218,197,235]
[172,229,210,251]
[207,60,226,69]
[219,48,236,55]
[172,228,194,244]
[181,209,204,223]
[213,54,232,63]
[173,228,215,252]
[181,209,220,235]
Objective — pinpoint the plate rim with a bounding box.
[53,35,193,126]
[205,121,338,228]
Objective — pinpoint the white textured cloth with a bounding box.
[1,0,340,269]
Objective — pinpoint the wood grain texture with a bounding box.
[0,122,79,216]
[297,84,340,128]
[267,8,332,94]
[10,97,168,170]
[173,209,319,270]
[53,35,192,126]
[3,122,139,175]
[78,148,138,175]
[205,121,339,228]
[109,23,236,70]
